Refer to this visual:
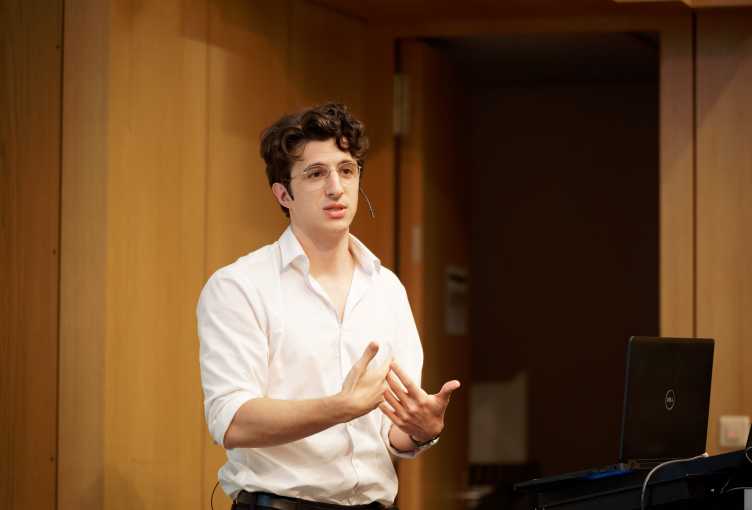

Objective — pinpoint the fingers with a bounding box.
[436,379,461,404]
[387,373,409,400]
[390,362,421,396]
[383,388,405,416]
[355,342,379,373]
[379,402,403,428]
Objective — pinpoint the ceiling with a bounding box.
[312,0,685,24]
[439,32,659,85]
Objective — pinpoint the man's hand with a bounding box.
[339,342,390,422]
[222,342,389,449]
[379,362,460,443]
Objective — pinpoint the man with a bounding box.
[198,103,460,510]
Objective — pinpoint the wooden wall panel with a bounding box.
[417,47,470,510]
[0,1,63,509]
[287,1,392,263]
[59,2,109,508]
[202,2,372,508]
[203,2,289,507]
[696,8,752,454]
[288,0,365,114]
[356,28,396,267]
[60,0,210,509]
[660,15,696,338]
[398,40,470,510]
[104,0,208,508]
[204,0,289,274]
[396,41,428,510]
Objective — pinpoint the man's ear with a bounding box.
[271,182,293,209]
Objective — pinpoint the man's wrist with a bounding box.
[409,432,441,448]
[329,393,356,424]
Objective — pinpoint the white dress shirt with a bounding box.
[197,227,427,505]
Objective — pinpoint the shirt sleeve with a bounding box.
[197,271,269,447]
[380,279,435,458]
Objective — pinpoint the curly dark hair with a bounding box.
[260,102,369,216]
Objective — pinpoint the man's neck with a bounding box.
[291,225,354,278]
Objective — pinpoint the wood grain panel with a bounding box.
[396,41,428,510]
[696,9,752,454]
[59,2,109,508]
[0,1,63,508]
[415,46,470,510]
[203,2,290,507]
[203,2,371,504]
[288,0,365,114]
[104,1,207,508]
[659,15,695,337]
[350,28,395,265]
[204,0,289,274]
[398,40,470,510]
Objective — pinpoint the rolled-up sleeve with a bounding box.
[197,271,269,447]
[381,280,430,458]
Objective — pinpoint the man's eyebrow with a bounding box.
[304,158,356,167]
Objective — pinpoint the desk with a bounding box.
[515,451,752,509]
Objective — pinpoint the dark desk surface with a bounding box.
[514,450,752,509]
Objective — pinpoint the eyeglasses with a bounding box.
[288,161,361,189]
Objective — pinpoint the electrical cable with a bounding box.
[210,480,220,510]
[723,486,752,495]
[359,187,375,218]
[640,453,708,510]
[721,446,752,496]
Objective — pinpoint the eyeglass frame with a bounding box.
[283,160,363,188]
[278,159,375,219]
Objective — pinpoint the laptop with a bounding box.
[618,336,714,470]
[517,336,714,488]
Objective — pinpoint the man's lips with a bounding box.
[323,204,347,218]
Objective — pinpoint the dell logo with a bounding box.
[665,389,676,411]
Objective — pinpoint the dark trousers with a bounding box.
[231,492,390,510]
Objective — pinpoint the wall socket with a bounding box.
[719,415,750,448]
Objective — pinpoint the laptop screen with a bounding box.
[619,336,714,464]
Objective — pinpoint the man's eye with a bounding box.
[339,164,357,177]
[306,168,326,179]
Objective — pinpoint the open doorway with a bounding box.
[396,31,659,506]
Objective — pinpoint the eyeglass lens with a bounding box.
[302,162,359,184]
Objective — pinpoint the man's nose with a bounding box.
[325,170,344,197]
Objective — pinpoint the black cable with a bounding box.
[721,447,752,496]
[723,486,752,495]
[719,447,752,494]
[210,480,220,510]
[359,187,375,219]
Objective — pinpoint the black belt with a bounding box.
[234,491,385,510]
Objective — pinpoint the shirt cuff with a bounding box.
[382,423,438,459]
[209,391,256,447]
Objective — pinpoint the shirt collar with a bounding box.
[278,226,381,276]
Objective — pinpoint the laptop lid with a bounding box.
[619,336,714,465]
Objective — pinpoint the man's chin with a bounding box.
[323,219,352,234]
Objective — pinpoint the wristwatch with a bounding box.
[409,433,440,449]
